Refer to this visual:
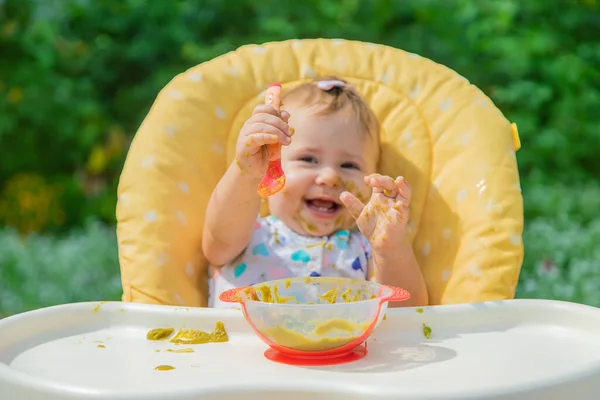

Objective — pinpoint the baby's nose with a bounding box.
[315,167,339,187]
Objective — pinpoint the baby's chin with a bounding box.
[294,215,355,237]
[301,224,337,237]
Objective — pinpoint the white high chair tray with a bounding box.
[1,299,599,400]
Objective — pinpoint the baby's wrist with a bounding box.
[229,159,266,192]
[232,158,264,181]
[370,243,414,271]
[369,231,412,256]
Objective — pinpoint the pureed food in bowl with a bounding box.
[219,277,410,356]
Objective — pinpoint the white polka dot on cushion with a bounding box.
[475,97,488,108]
[168,90,182,100]
[174,293,185,306]
[187,72,202,82]
[441,268,451,282]
[215,107,227,120]
[468,264,482,277]
[456,188,467,202]
[165,124,175,137]
[431,177,442,191]
[421,242,431,256]
[141,156,154,168]
[292,40,304,49]
[302,65,316,78]
[144,210,158,222]
[409,85,420,99]
[458,133,470,146]
[252,46,266,54]
[185,261,195,277]
[380,72,390,85]
[178,182,189,193]
[118,192,130,206]
[332,39,345,46]
[212,142,225,155]
[176,210,187,226]
[485,199,502,214]
[443,228,452,239]
[155,253,169,267]
[402,130,414,147]
[334,56,348,69]
[509,235,522,245]
[406,52,420,59]
[120,244,133,256]
[439,98,452,111]
[226,66,238,76]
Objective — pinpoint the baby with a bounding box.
[203,76,428,308]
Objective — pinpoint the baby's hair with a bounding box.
[282,75,381,144]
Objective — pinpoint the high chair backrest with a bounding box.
[116,38,524,307]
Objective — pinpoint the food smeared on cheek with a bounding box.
[340,179,370,204]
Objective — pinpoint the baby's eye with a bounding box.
[341,162,360,170]
[299,155,317,163]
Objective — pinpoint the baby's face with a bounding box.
[268,104,378,237]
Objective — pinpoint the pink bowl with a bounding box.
[219,277,410,359]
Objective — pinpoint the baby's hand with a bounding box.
[235,104,293,179]
[340,174,412,252]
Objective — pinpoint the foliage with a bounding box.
[1,0,599,232]
[517,182,600,307]
[0,220,121,318]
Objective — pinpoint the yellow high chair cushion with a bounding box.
[116,38,524,307]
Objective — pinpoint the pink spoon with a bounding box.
[257,83,286,198]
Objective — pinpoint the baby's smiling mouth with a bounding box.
[304,196,341,214]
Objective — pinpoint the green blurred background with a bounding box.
[1,0,599,318]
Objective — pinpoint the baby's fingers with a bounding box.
[395,176,412,203]
[340,191,365,220]
[248,112,292,137]
[280,110,291,123]
[245,122,291,147]
[392,200,410,225]
[365,173,397,197]
[252,104,281,117]
[244,133,280,152]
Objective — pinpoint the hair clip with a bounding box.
[316,80,347,91]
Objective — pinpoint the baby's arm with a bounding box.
[203,101,292,266]
[342,174,428,307]
[202,164,264,267]
[369,241,428,307]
